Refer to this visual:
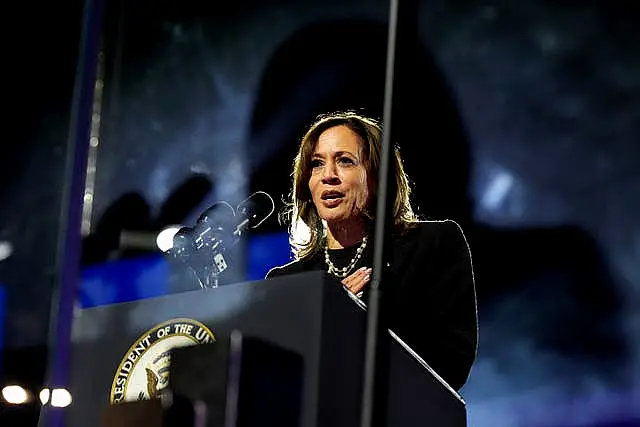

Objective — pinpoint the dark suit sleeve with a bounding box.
[410,220,478,391]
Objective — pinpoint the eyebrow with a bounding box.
[311,150,355,158]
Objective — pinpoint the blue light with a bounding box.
[246,231,292,281]
[78,254,169,308]
[78,232,291,308]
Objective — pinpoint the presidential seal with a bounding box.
[110,318,215,404]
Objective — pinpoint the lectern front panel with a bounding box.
[69,272,327,427]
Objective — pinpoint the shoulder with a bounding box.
[265,258,309,279]
[401,219,469,246]
[397,219,472,263]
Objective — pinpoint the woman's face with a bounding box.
[308,125,373,225]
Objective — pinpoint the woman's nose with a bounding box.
[321,163,339,183]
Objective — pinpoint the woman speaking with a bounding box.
[266,111,478,391]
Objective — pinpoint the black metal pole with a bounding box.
[359,0,400,426]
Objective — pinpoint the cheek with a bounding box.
[308,176,319,199]
[354,171,370,206]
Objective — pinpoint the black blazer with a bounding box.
[266,220,478,391]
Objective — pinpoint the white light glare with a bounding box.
[481,171,514,210]
[39,388,50,405]
[156,225,182,252]
[51,388,72,407]
[2,385,29,404]
[0,241,13,262]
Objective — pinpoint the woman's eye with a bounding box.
[339,157,354,164]
[310,159,322,168]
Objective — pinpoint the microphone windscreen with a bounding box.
[237,191,275,229]
[197,201,236,227]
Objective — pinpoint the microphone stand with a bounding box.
[360,0,400,426]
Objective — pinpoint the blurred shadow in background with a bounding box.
[82,173,213,265]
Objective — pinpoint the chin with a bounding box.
[318,210,349,224]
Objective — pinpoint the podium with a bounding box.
[69,271,466,426]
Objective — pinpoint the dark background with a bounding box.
[1,0,639,426]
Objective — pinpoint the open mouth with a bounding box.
[321,190,345,200]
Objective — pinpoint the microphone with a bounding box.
[167,192,275,289]
[193,201,237,251]
[233,191,275,236]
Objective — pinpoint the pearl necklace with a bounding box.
[324,236,368,278]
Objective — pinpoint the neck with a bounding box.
[326,219,368,249]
